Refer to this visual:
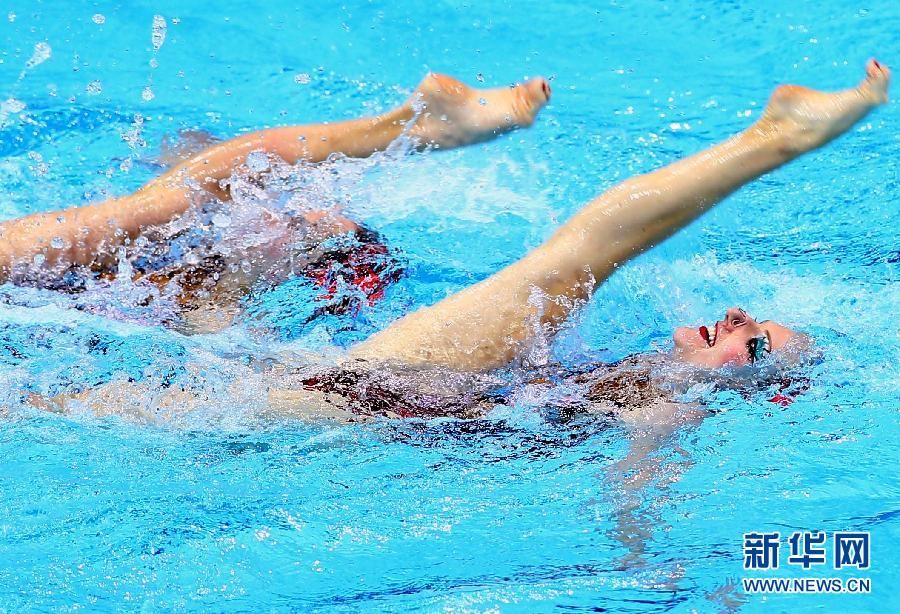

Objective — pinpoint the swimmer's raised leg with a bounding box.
[352,60,890,371]
[0,74,551,283]
[406,73,551,149]
[263,73,551,159]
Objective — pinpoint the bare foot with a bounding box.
[406,73,551,148]
[759,59,890,156]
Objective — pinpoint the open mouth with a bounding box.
[699,322,718,347]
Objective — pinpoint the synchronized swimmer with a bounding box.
[0,59,891,421]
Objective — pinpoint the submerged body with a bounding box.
[40,352,689,425]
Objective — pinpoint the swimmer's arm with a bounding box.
[609,402,705,494]
[606,402,706,568]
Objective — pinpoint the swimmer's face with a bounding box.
[672,307,798,368]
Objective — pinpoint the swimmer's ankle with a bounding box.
[752,59,890,158]
[404,73,551,149]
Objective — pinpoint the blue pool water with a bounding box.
[1,0,898,610]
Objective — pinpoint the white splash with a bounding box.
[0,97,26,127]
[24,42,52,70]
[151,15,167,51]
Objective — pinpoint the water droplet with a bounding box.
[7,12,15,22]
[25,42,52,70]
[172,17,181,25]
[478,97,487,106]
[211,213,232,228]
[149,58,159,69]
[141,86,155,101]
[294,73,311,85]
[476,73,485,82]
[50,237,64,249]
[32,253,45,266]
[184,251,200,265]
[151,15,167,51]
[92,14,105,25]
[241,260,252,273]
[246,151,269,172]
[86,80,102,95]
[2,98,26,114]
